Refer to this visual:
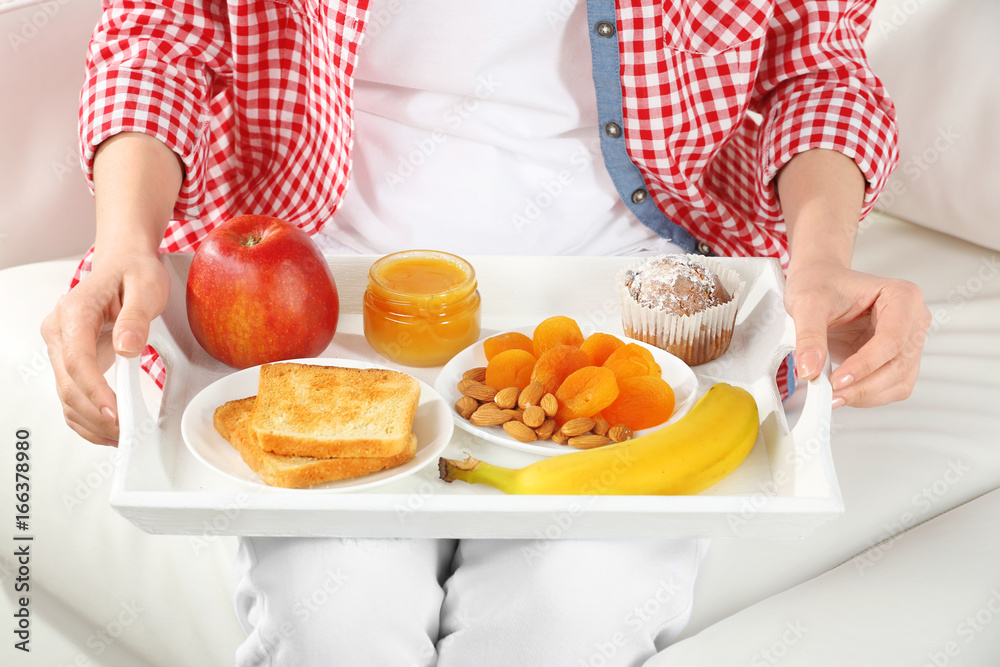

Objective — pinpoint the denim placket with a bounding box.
[585,0,701,253]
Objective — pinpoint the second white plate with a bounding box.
[435,327,698,456]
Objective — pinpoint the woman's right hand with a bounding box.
[42,132,183,445]
[41,253,170,445]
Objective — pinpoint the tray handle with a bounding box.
[789,359,831,442]
[117,354,153,437]
[113,353,172,491]
[786,358,841,502]
[112,315,179,490]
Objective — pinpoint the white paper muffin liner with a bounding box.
[616,255,745,366]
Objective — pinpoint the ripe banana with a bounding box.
[439,382,759,495]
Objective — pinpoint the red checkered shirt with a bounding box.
[75,0,896,388]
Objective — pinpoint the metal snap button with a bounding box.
[697,241,712,255]
[604,122,621,138]
[631,188,647,204]
[596,21,615,37]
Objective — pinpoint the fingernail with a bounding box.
[832,373,854,391]
[831,397,846,410]
[116,331,141,356]
[797,350,821,379]
[102,406,117,423]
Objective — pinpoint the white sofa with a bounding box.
[2,1,998,665]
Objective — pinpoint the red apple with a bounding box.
[186,215,339,369]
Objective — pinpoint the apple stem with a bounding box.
[242,235,262,247]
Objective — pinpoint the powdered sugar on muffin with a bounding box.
[617,254,744,366]
[624,255,731,316]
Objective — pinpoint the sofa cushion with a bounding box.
[660,213,1000,658]
[865,0,1000,251]
[0,260,245,667]
[647,487,1000,666]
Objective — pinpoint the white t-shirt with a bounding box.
[315,0,683,257]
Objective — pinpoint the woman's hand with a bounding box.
[776,148,930,408]
[41,255,170,445]
[42,132,183,445]
[784,261,931,408]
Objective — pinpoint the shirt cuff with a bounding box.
[759,72,899,219]
[79,66,211,218]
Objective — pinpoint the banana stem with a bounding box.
[439,455,517,493]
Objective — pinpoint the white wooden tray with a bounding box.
[110,254,842,538]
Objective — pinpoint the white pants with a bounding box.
[234,536,707,667]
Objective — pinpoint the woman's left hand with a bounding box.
[784,261,932,408]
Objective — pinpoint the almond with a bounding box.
[462,367,488,383]
[551,430,570,445]
[535,418,557,440]
[592,414,610,436]
[503,420,537,443]
[502,408,524,422]
[540,393,558,418]
[494,387,520,410]
[568,434,612,449]
[608,424,634,443]
[522,405,546,429]
[469,404,511,426]
[517,382,545,408]
[517,381,545,409]
[458,379,498,402]
[560,417,596,438]
[454,396,479,420]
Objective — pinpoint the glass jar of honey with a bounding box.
[363,250,481,367]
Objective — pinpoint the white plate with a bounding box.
[180,358,453,492]
[435,327,698,457]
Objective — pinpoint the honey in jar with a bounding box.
[363,250,481,367]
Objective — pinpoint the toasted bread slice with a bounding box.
[214,397,417,489]
[251,363,421,458]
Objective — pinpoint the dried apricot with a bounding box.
[483,331,534,362]
[580,332,625,366]
[601,375,675,431]
[554,366,619,424]
[602,357,648,381]
[532,316,584,358]
[530,345,592,395]
[485,348,537,391]
[602,343,661,380]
